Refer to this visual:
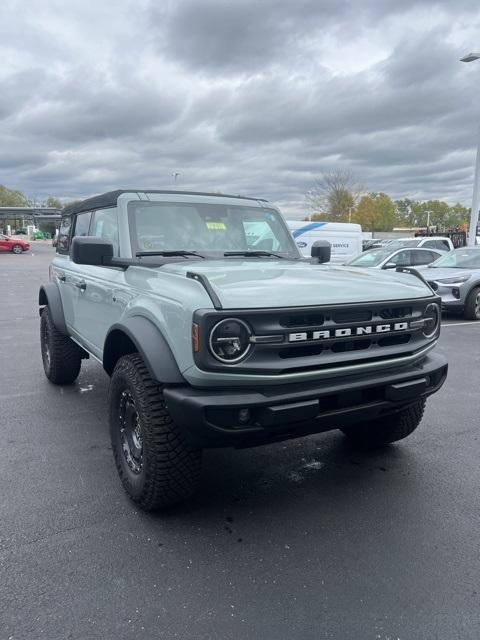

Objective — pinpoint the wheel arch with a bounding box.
[38,283,68,335]
[103,317,184,383]
[466,283,480,298]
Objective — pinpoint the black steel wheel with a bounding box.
[119,390,144,475]
[109,353,202,510]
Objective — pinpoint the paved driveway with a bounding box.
[1,244,479,639]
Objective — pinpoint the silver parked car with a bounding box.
[418,247,480,320]
[346,246,444,270]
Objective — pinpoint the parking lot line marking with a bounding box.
[442,321,480,327]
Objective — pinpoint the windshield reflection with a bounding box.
[429,248,480,269]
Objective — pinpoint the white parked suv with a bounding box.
[387,237,454,252]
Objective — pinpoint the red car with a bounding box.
[0,233,30,254]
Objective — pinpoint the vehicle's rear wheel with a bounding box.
[464,286,480,320]
[12,244,23,254]
[109,353,202,510]
[40,307,82,384]
[341,399,426,447]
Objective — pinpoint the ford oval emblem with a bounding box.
[296,241,307,248]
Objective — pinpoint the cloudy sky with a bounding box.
[1,0,480,216]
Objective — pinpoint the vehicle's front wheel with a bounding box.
[109,354,202,510]
[12,244,23,254]
[341,399,426,447]
[464,286,480,320]
[40,307,82,384]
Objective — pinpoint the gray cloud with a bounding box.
[1,0,480,215]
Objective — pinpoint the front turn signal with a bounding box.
[192,323,200,352]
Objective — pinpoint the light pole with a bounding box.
[425,210,433,235]
[461,52,480,245]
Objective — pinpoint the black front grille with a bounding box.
[194,296,438,375]
[379,306,413,319]
[331,338,372,353]
[332,309,372,323]
[279,345,324,359]
[280,313,325,327]
[378,334,411,347]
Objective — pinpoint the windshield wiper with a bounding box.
[136,250,205,258]
[223,250,287,259]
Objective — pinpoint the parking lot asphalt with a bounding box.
[1,244,479,640]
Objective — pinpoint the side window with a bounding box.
[390,250,412,267]
[91,208,119,256]
[73,212,92,238]
[57,216,72,254]
[439,240,450,251]
[422,240,435,248]
[413,250,436,265]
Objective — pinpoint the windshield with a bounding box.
[347,248,394,267]
[128,201,300,259]
[429,248,480,269]
[387,239,420,248]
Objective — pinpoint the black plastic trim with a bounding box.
[187,272,223,309]
[38,283,68,335]
[396,266,432,288]
[103,317,184,383]
[164,353,448,448]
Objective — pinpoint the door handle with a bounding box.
[75,282,87,291]
[58,274,66,282]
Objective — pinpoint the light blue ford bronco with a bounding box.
[39,190,448,510]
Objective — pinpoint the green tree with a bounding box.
[396,200,470,230]
[353,192,396,232]
[394,198,416,226]
[0,185,28,207]
[445,203,469,229]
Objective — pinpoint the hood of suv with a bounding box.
[419,266,475,281]
[161,259,432,309]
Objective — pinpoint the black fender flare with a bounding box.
[38,283,68,335]
[103,317,184,383]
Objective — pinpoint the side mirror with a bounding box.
[71,236,113,266]
[311,240,331,264]
[383,261,397,269]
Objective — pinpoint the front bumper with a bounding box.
[427,282,467,313]
[164,353,448,448]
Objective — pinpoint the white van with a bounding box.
[287,221,363,263]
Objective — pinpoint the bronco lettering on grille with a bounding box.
[288,322,409,342]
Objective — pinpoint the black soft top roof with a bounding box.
[62,189,268,216]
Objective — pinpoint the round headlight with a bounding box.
[209,318,252,363]
[423,303,440,338]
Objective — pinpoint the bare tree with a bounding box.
[306,170,363,221]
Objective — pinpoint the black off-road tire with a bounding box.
[40,306,82,384]
[464,286,480,320]
[341,399,426,447]
[109,353,202,511]
[12,244,23,254]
